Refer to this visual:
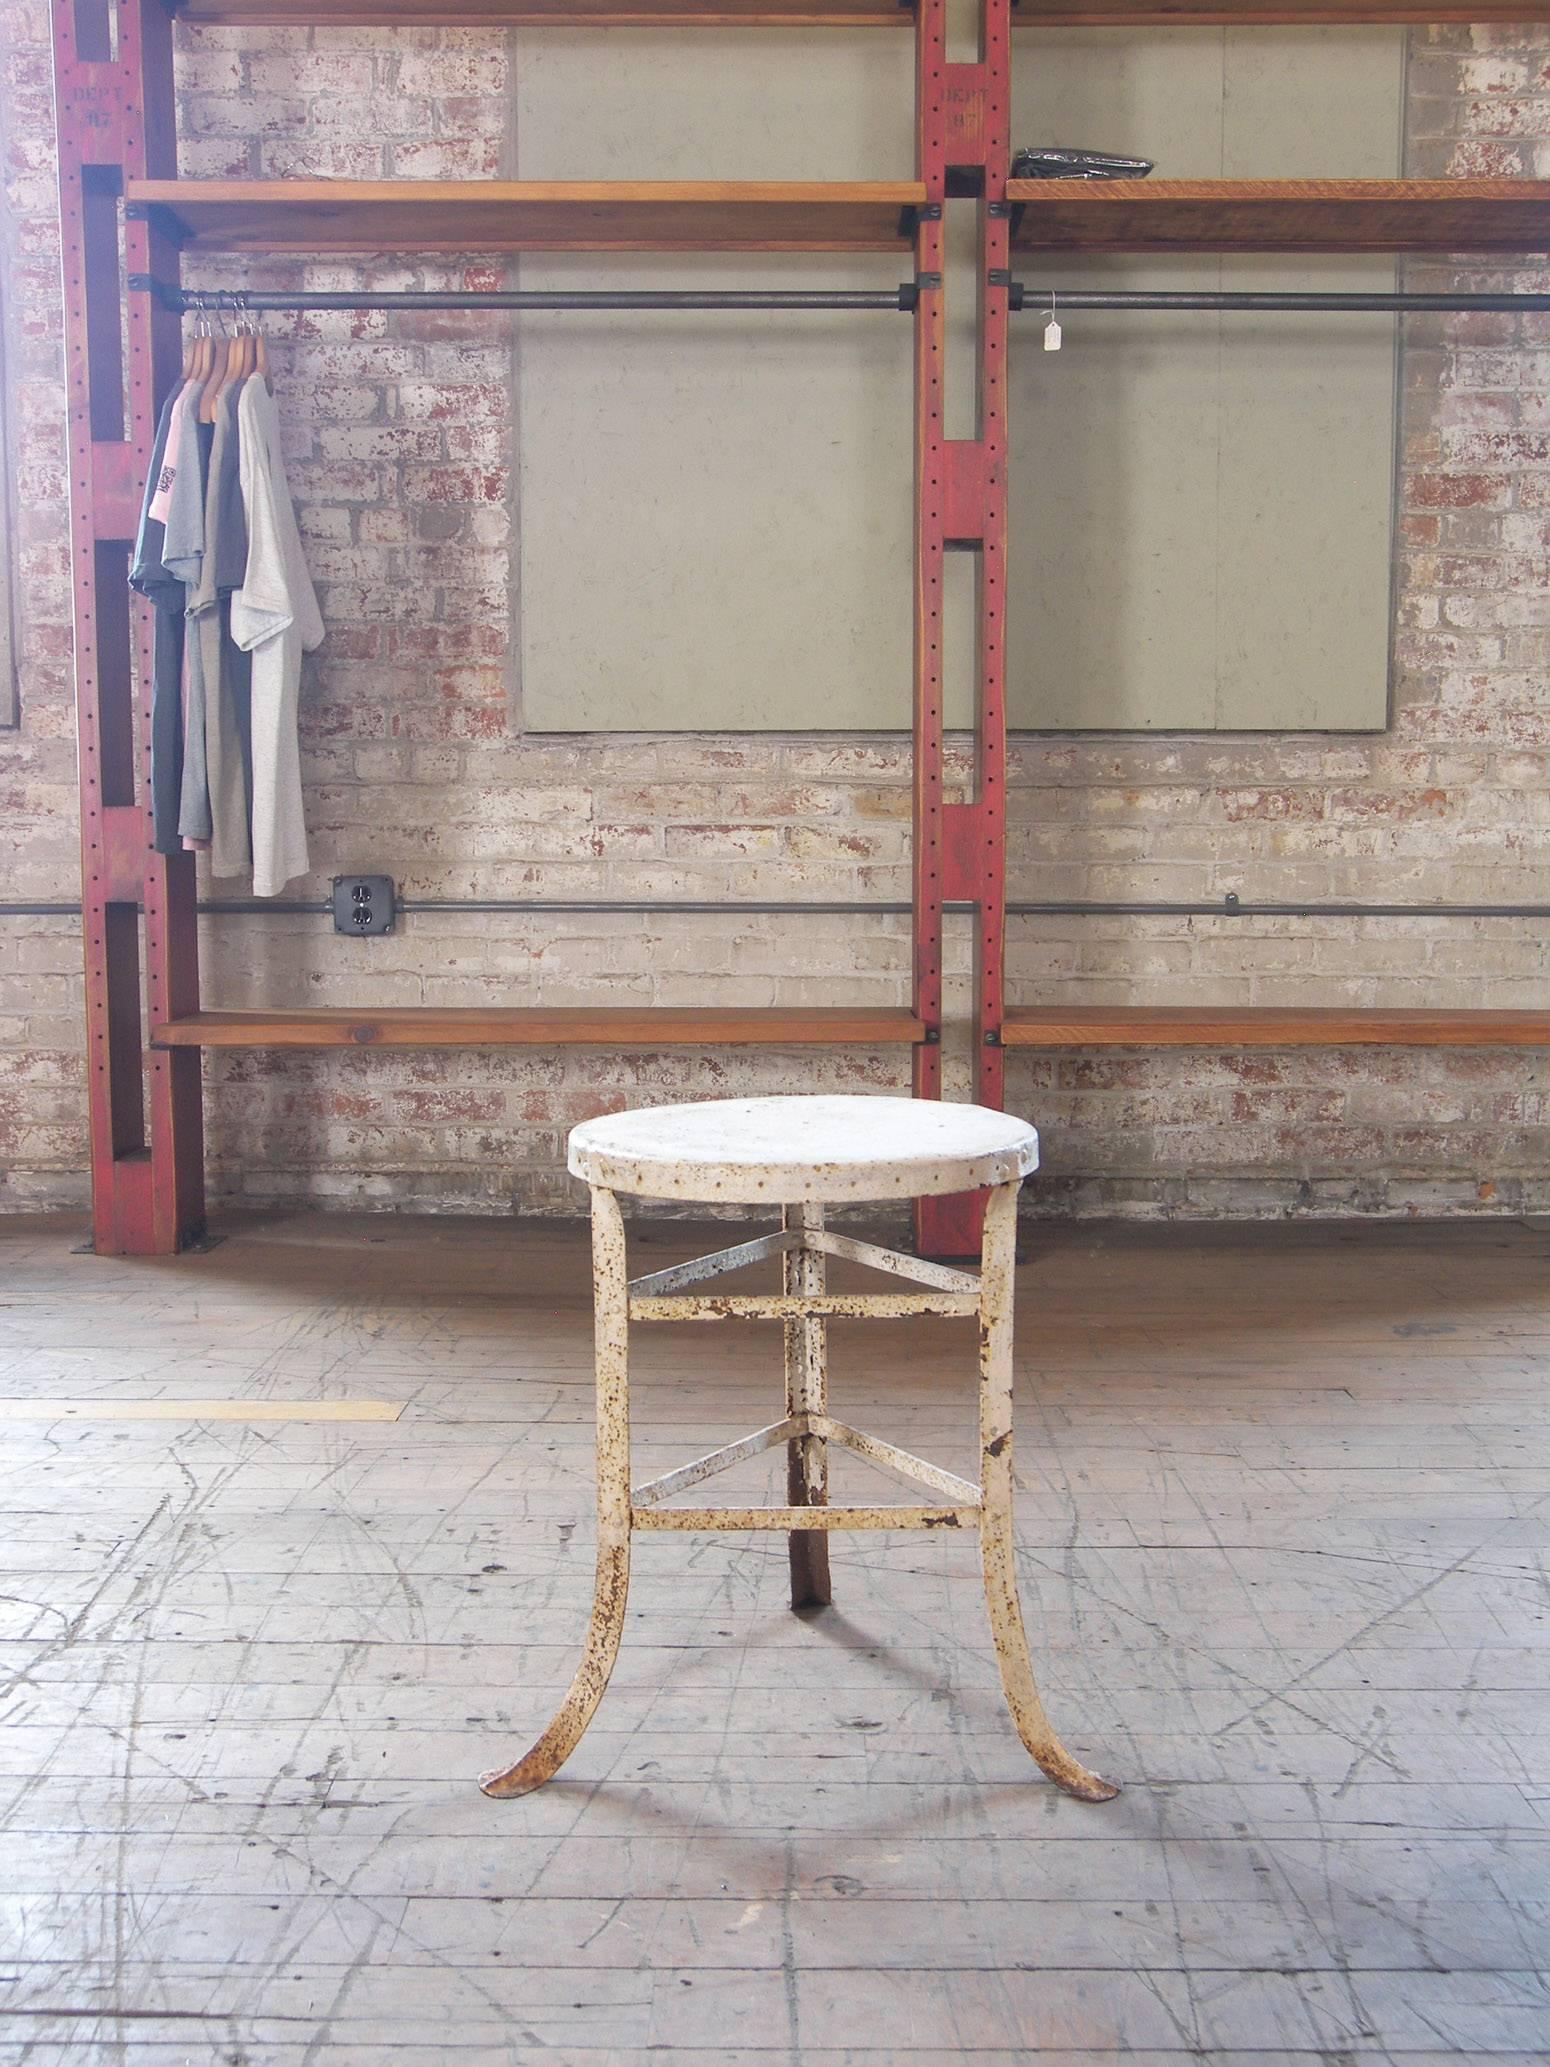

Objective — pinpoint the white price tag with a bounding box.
[1043,316,1062,352]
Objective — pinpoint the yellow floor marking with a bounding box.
[0,1399,404,1422]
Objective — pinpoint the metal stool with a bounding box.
[480,1093,1118,1804]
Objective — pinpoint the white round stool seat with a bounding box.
[568,1094,1039,1204]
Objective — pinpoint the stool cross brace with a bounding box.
[479,1182,1118,1805]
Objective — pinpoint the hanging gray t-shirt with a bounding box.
[231,376,323,897]
[161,395,213,846]
[189,381,253,877]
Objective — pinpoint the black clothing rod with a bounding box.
[133,280,1550,319]
[128,277,915,313]
[1012,286,1550,314]
[8,896,1550,921]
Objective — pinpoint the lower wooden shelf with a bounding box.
[174,0,1550,22]
[1003,1007,1550,1047]
[1015,0,1550,19]
[177,0,905,19]
[151,1006,925,1048]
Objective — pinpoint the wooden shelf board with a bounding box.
[177,0,907,20]
[1014,0,1550,19]
[135,177,1550,262]
[151,1007,925,1049]
[1010,179,1550,254]
[1003,1007,1550,1048]
[173,0,1550,20]
[125,180,925,254]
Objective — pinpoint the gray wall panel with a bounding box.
[515,30,1404,734]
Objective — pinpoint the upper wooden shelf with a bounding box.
[151,1006,925,1048]
[135,178,1548,259]
[1003,1007,1550,1048]
[125,180,924,253]
[173,0,1550,21]
[1010,179,1550,254]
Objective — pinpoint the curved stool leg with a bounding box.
[481,1185,633,1799]
[784,1202,832,1609]
[977,1181,1120,1804]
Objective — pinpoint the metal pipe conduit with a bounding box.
[7,897,1550,920]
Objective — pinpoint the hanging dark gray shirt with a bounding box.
[191,380,253,877]
[163,394,214,845]
[129,382,187,856]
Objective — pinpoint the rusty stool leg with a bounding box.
[783,1202,831,1609]
[481,1184,633,1798]
[977,1180,1119,1803]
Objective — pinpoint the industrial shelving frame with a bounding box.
[51,0,1550,1258]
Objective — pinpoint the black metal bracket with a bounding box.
[901,201,943,239]
[983,1028,1003,1047]
[922,1026,942,1045]
[987,196,1026,241]
[123,200,189,246]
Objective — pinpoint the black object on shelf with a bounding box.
[1011,148,1154,181]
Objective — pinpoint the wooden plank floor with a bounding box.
[0,1208,1547,2064]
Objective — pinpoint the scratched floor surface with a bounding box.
[0,1208,1547,2065]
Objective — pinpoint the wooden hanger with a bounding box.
[189,299,214,393]
[197,307,231,424]
[211,305,250,420]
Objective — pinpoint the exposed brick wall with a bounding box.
[2,16,1548,1219]
[1,0,81,1207]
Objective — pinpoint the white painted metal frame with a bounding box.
[479,1181,1119,1804]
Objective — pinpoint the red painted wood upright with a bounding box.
[913,0,1012,1257]
[52,0,205,1253]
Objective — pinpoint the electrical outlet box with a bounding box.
[331,875,396,936]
